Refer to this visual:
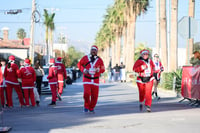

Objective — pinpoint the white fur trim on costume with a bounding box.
[49,82,57,85]
[136,77,154,83]
[83,82,99,86]
[58,81,64,83]
[91,47,97,50]
[141,50,148,55]
[22,87,34,89]
[141,65,146,70]
[5,80,19,85]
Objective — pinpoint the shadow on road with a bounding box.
[2,81,198,132]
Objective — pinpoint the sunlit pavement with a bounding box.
[2,79,200,133]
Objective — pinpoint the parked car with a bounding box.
[66,68,73,79]
[66,68,73,85]
[41,66,51,94]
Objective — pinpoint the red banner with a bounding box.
[181,66,200,99]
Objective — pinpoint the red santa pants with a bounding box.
[23,88,36,106]
[6,83,25,107]
[136,80,154,107]
[58,81,64,95]
[0,87,5,106]
[50,84,57,102]
[83,84,99,111]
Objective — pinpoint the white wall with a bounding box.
[53,43,68,52]
[0,48,28,60]
[152,47,186,68]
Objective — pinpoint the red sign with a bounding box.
[181,66,200,99]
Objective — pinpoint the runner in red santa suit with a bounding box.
[0,59,6,108]
[152,54,164,100]
[77,45,105,113]
[133,50,155,112]
[18,59,36,107]
[47,58,58,106]
[4,55,25,107]
[55,57,67,99]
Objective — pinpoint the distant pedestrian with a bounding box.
[18,59,36,107]
[152,54,164,100]
[47,58,58,106]
[34,62,44,96]
[120,62,126,82]
[113,64,120,81]
[72,67,77,82]
[133,50,155,112]
[4,55,25,108]
[55,57,67,99]
[77,45,105,113]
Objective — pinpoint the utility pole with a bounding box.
[29,0,36,65]
[156,0,160,55]
[187,0,195,64]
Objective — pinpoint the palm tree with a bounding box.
[125,0,149,71]
[43,9,55,63]
[170,0,178,71]
[17,28,26,40]
[95,0,149,71]
[160,0,168,71]
[49,13,55,58]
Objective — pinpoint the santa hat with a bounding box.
[57,57,62,62]
[24,59,31,65]
[9,55,15,61]
[49,58,55,65]
[91,45,98,51]
[140,49,149,55]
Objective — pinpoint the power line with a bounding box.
[0,20,158,24]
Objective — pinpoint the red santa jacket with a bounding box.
[133,58,155,83]
[0,66,3,87]
[55,62,67,82]
[18,66,36,89]
[4,63,20,85]
[47,66,58,85]
[77,55,105,86]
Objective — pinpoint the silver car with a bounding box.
[41,66,51,94]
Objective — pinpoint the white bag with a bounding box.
[33,87,40,102]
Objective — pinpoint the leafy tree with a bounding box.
[55,46,84,67]
[17,28,26,40]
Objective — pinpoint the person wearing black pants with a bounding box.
[34,63,44,96]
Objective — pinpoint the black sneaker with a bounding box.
[139,104,143,111]
[36,101,40,107]
[89,110,95,114]
[83,108,89,113]
[57,94,62,101]
[146,106,151,112]
[157,96,161,101]
[48,101,56,106]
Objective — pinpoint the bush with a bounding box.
[161,69,182,93]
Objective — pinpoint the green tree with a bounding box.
[55,46,84,67]
[17,28,26,40]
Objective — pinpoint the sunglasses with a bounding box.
[154,56,159,58]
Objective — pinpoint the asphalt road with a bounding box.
[1,80,200,133]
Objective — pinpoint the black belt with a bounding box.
[84,75,99,79]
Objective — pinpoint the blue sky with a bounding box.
[0,0,200,52]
